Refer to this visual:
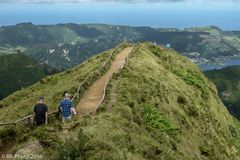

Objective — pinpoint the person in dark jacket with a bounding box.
[34,96,48,126]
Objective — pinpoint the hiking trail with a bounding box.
[76,47,133,115]
[0,47,132,159]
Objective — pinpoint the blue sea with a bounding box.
[0,3,240,30]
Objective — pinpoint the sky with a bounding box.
[0,0,239,5]
[0,0,240,30]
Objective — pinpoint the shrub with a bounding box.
[113,105,133,122]
[142,105,175,133]
[186,106,199,117]
[148,43,209,99]
[52,129,90,160]
[30,127,61,147]
[0,126,17,149]
[177,96,187,105]
[199,144,214,157]
[229,125,238,138]
[172,67,209,99]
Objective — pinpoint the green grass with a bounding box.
[1,42,240,159]
[172,66,209,99]
[143,105,176,132]
[0,43,129,122]
[97,43,240,159]
[0,51,101,120]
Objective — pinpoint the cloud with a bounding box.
[0,0,239,4]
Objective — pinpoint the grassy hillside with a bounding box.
[1,43,240,159]
[1,23,240,69]
[0,43,128,121]
[0,52,56,99]
[205,66,240,119]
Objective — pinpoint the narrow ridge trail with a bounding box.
[76,47,133,115]
[0,47,133,159]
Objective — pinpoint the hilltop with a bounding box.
[0,43,240,159]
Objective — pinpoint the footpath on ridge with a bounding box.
[76,47,133,115]
[0,47,133,159]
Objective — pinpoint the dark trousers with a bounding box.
[36,121,45,126]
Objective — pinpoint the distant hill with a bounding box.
[0,52,57,99]
[1,43,240,159]
[1,23,240,69]
[0,23,141,69]
[205,66,240,119]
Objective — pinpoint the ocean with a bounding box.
[0,3,240,30]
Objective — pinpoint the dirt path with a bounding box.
[0,140,16,160]
[76,47,133,115]
[0,47,132,159]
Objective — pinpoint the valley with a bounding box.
[205,65,240,120]
[0,52,57,100]
[1,23,240,117]
[1,23,240,70]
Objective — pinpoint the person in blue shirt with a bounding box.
[59,93,77,122]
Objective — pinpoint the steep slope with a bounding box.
[1,43,240,160]
[80,43,240,159]
[205,66,240,119]
[0,52,56,99]
[0,43,129,121]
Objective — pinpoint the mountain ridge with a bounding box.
[1,43,240,159]
[1,23,240,69]
[3,23,240,100]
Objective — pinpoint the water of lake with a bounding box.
[199,58,240,71]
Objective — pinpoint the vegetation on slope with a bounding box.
[1,23,240,69]
[1,43,240,160]
[96,43,240,159]
[205,66,240,119]
[0,43,129,122]
[0,52,56,99]
[1,24,239,97]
